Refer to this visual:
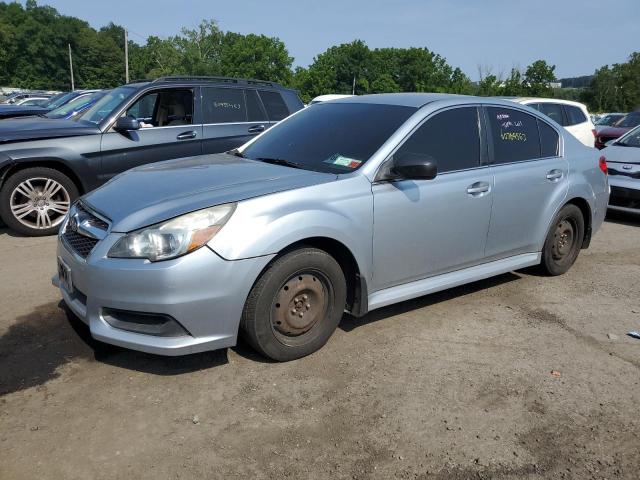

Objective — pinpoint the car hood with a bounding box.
[0,117,100,143]
[83,154,338,232]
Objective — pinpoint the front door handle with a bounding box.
[546,169,563,181]
[176,131,197,140]
[248,124,265,134]
[466,182,491,196]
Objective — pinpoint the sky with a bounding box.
[25,0,640,80]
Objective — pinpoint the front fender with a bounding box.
[209,175,374,283]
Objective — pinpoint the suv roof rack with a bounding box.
[151,76,279,88]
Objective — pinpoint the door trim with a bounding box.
[367,252,541,311]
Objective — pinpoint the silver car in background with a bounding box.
[53,94,609,361]
[603,124,640,214]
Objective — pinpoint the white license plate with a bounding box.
[57,256,73,294]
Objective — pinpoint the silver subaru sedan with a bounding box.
[53,94,609,361]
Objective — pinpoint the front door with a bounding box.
[372,106,494,291]
[100,88,202,181]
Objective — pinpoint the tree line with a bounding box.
[1,1,638,112]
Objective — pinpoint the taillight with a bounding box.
[592,129,597,137]
[599,155,608,174]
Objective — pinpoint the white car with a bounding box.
[602,125,640,214]
[309,94,354,105]
[507,98,595,148]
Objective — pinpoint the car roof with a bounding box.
[125,76,293,92]
[330,92,531,109]
[332,92,481,108]
[503,97,588,109]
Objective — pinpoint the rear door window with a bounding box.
[395,107,481,173]
[258,90,289,121]
[538,103,566,126]
[202,87,246,124]
[564,105,587,125]
[486,107,541,164]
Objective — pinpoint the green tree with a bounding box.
[524,59,556,96]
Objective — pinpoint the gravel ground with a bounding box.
[0,212,639,479]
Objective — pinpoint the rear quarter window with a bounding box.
[258,90,289,121]
[564,105,587,126]
[487,107,541,164]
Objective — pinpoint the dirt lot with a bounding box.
[0,212,639,480]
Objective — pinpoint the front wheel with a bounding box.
[0,167,78,236]
[539,204,585,276]
[240,247,347,361]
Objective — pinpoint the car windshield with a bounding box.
[596,114,623,126]
[240,103,416,174]
[46,91,104,119]
[615,125,640,148]
[614,112,640,128]
[44,92,75,109]
[78,86,136,124]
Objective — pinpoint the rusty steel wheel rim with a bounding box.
[551,218,575,261]
[271,271,330,342]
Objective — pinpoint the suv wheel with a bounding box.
[240,247,347,361]
[539,204,585,276]
[0,167,78,236]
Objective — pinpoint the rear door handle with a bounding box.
[176,131,197,140]
[248,124,265,134]
[546,169,563,181]
[466,182,491,196]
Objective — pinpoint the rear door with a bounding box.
[100,88,202,178]
[201,87,271,154]
[484,106,568,259]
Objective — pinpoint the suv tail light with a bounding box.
[599,155,608,174]
[592,128,597,138]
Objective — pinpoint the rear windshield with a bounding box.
[615,112,640,128]
[241,103,416,174]
[616,125,640,148]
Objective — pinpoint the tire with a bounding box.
[539,204,585,276]
[240,247,347,361]
[0,167,78,236]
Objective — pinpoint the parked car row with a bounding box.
[0,76,304,235]
[51,93,609,360]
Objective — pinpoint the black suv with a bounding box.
[0,76,304,236]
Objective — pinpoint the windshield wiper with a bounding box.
[253,157,306,170]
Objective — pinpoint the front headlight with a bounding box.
[108,203,236,261]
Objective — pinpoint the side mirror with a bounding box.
[392,152,438,180]
[114,116,140,132]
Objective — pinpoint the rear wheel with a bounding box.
[240,247,347,361]
[539,204,584,276]
[0,167,78,236]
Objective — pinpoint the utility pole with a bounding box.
[68,43,75,91]
[352,76,356,95]
[124,29,129,83]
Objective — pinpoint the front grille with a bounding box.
[61,202,110,259]
[75,203,109,229]
[62,229,99,258]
